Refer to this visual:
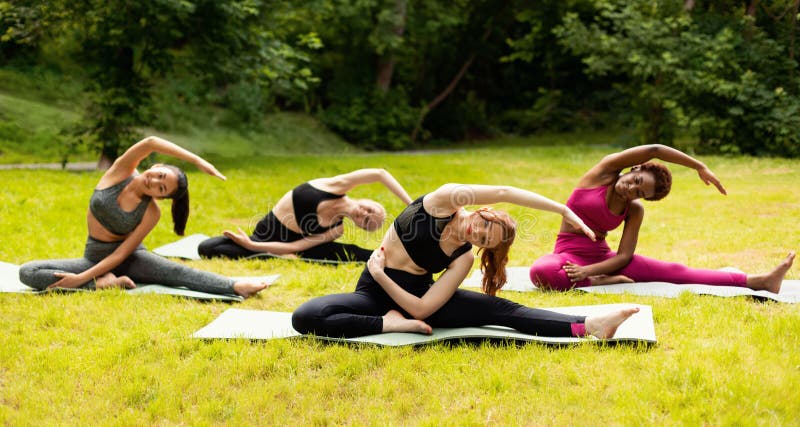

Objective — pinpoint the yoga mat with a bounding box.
[152,233,210,260]
[462,267,800,303]
[0,261,278,302]
[153,233,364,265]
[462,266,536,292]
[192,303,657,346]
[0,261,33,293]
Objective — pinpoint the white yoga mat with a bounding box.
[152,233,210,260]
[0,261,278,302]
[0,261,33,293]
[462,267,800,303]
[153,233,363,265]
[192,304,657,346]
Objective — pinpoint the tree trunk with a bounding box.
[375,0,407,93]
[410,24,493,143]
[789,0,799,65]
[684,0,695,11]
[746,0,759,16]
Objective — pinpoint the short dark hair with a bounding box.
[637,162,672,201]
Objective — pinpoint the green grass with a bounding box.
[0,87,356,165]
[1,98,799,425]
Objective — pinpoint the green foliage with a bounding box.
[551,0,800,156]
[0,0,325,160]
[5,0,800,156]
[319,87,417,150]
[0,0,46,61]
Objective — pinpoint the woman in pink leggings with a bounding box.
[529,144,795,293]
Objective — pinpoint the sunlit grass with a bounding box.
[1,122,799,423]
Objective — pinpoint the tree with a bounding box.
[542,0,800,156]
[4,0,322,166]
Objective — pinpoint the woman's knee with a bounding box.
[197,237,220,258]
[18,262,48,290]
[529,256,571,291]
[292,300,324,334]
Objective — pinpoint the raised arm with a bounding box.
[50,203,161,288]
[582,144,726,194]
[367,248,473,319]
[316,168,413,204]
[426,184,595,241]
[103,136,225,183]
[222,226,343,256]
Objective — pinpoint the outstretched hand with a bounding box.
[698,167,726,195]
[223,228,253,249]
[197,158,226,181]
[562,208,596,242]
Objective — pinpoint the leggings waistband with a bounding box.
[84,236,145,263]
[355,266,434,296]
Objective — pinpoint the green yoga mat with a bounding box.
[192,304,657,346]
[153,233,363,265]
[0,261,278,302]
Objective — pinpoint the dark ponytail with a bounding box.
[164,165,189,235]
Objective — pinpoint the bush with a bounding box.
[319,87,416,150]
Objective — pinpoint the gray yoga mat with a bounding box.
[462,266,800,303]
[0,261,278,302]
[153,233,363,265]
[192,303,657,346]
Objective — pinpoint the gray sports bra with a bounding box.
[89,175,151,235]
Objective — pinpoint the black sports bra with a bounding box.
[393,195,472,274]
[292,182,344,236]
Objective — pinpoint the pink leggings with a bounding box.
[529,233,747,291]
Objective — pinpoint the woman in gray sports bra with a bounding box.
[18,136,269,298]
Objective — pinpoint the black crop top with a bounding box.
[393,195,472,274]
[292,182,345,236]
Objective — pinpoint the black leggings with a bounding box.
[198,236,372,262]
[292,267,586,338]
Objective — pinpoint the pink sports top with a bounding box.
[565,186,627,233]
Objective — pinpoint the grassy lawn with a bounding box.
[1,96,799,425]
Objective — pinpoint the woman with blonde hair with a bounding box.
[199,168,412,262]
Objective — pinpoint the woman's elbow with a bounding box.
[617,253,634,266]
[409,307,433,320]
[646,144,666,155]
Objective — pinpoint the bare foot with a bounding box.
[233,280,269,298]
[381,310,432,334]
[589,274,634,286]
[95,273,136,289]
[584,307,640,339]
[746,252,795,294]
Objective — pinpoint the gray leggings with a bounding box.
[19,237,236,295]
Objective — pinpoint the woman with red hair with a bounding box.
[293,184,640,339]
[529,144,795,292]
